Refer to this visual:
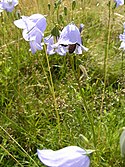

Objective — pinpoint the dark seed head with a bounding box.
[68,44,76,54]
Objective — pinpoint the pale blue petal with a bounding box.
[29,39,43,54]
[29,40,37,54]
[123,23,125,29]
[37,146,90,167]
[58,24,82,45]
[29,14,47,32]
[120,41,125,50]
[74,45,82,54]
[14,16,36,31]
[13,0,18,6]
[114,0,124,7]
[44,35,67,55]
[22,29,32,41]
[56,45,67,56]
[79,24,84,33]
[22,16,36,31]
[120,130,125,157]
[0,3,4,12]
[14,14,46,34]
[44,35,53,44]
[14,17,29,29]
[26,28,43,54]
[44,35,56,55]
[80,44,89,52]
[22,26,43,41]
[119,33,125,41]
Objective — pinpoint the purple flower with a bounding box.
[114,0,124,7]
[37,146,91,167]
[119,23,125,50]
[14,14,47,54]
[52,23,88,55]
[0,0,18,12]
[44,35,67,56]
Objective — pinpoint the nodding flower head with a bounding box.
[14,14,47,54]
[52,23,88,55]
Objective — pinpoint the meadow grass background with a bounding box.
[0,0,125,166]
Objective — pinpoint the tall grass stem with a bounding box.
[71,55,96,148]
[0,126,39,167]
[99,0,112,141]
[100,0,112,114]
[43,44,61,143]
[0,144,24,167]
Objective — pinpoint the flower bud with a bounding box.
[72,0,76,10]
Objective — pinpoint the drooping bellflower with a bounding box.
[114,0,124,7]
[37,146,91,167]
[14,14,47,54]
[0,0,18,12]
[52,23,88,55]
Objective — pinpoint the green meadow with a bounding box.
[0,0,125,166]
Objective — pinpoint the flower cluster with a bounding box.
[14,14,88,55]
[0,0,18,12]
[37,146,92,167]
[44,23,88,56]
[1,0,124,55]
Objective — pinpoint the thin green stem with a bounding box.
[104,1,112,91]
[121,52,124,84]
[2,12,8,107]
[0,126,39,167]
[100,0,112,113]
[99,0,112,141]
[57,6,59,24]
[0,144,24,167]
[43,44,61,142]
[71,55,96,147]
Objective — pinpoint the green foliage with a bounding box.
[0,0,125,166]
